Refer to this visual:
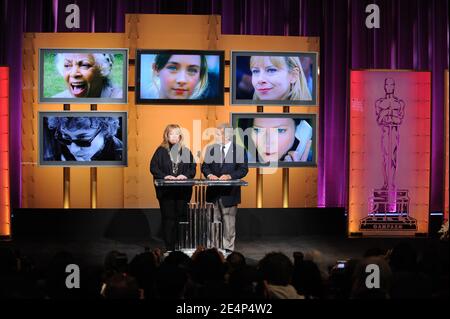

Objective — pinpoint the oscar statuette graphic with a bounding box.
[360,78,417,231]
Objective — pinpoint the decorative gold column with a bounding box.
[282,168,289,208]
[124,14,140,208]
[22,33,37,209]
[282,106,290,208]
[256,169,263,208]
[90,104,97,209]
[90,168,97,209]
[63,167,70,209]
[207,15,219,127]
[63,104,70,208]
[256,105,264,208]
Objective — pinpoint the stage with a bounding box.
[10,208,347,239]
[5,208,443,270]
[2,234,440,273]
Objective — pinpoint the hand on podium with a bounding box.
[176,174,188,180]
[164,175,176,180]
[207,174,219,180]
[219,174,232,181]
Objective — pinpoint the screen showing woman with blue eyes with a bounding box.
[137,52,223,103]
[235,116,314,166]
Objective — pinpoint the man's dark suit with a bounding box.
[201,142,248,207]
[201,142,248,251]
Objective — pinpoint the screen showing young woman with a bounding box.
[231,51,318,106]
[136,50,224,105]
[39,112,128,167]
[39,49,128,104]
[231,113,317,168]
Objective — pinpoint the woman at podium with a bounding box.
[150,124,196,251]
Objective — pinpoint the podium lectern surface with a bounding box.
[154,179,248,187]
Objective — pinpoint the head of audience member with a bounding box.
[226,251,246,274]
[103,273,141,299]
[103,250,128,277]
[257,252,307,299]
[228,265,265,299]
[191,248,227,284]
[257,252,293,286]
[128,252,158,299]
[292,259,323,299]
[162,250,192,270]
[155,264,189,299]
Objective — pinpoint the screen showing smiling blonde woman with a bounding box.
[231,51,318,106]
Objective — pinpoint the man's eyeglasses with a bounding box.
[56,128,102,147]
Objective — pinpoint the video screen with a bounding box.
[136,49,224,105]
[39,48,128,104]
[231,113,317,167]
[39,112,128,167]
[231,51,318,106]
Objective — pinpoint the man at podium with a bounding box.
[201,123,249,252]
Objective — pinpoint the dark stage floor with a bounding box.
[1,235,436,271]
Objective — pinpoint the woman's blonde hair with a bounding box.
[152,54,209,99]
[160,124,185,150]
[250,56,312,101]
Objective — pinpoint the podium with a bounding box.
[154,179,248,255]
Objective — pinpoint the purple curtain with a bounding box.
[1,0,448,211]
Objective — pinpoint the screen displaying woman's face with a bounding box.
[62,54,103,98]
[60,126,105,161]
[250,57,293,100]
[155,55,201,99]
[250,118,296,162]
